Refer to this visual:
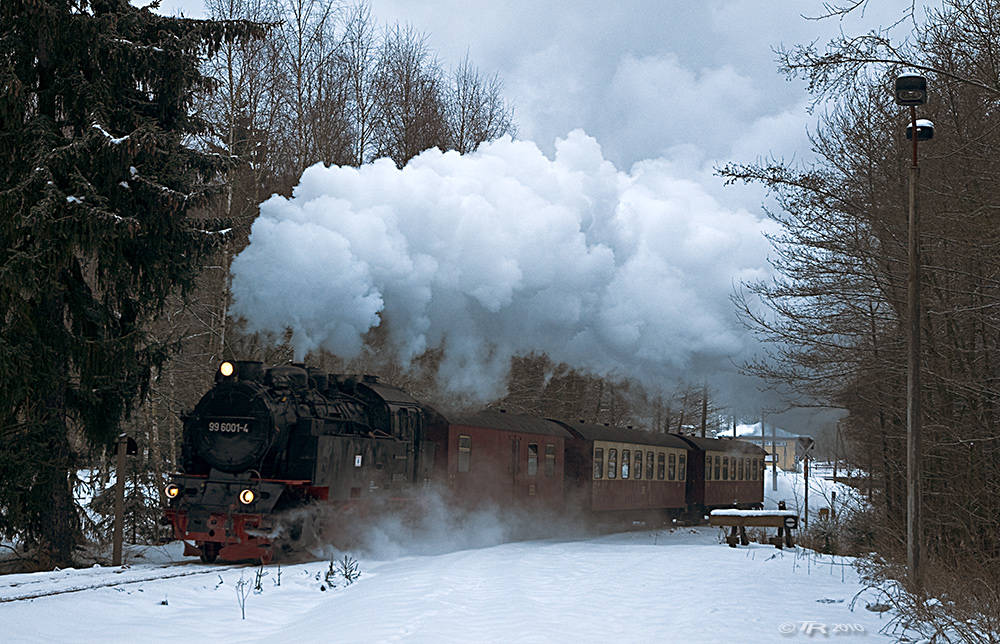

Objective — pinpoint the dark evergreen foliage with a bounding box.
[0,0,264,566]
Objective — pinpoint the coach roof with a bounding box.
[445,410,573,438]
[552,420,692,450]
[676,434,769,455]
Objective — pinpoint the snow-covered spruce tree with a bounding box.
[0,0,264,567]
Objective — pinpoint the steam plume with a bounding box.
[230,131,777,404]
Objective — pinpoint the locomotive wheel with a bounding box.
[199,543,220,563]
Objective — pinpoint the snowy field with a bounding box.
[2,469,898,643]
[2,525,901,644]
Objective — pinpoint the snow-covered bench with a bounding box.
[709,509,799,548]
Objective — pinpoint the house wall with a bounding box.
[740,438,796,471]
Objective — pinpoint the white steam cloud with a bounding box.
[230,130,777,404]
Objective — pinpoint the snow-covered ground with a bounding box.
[2,467,893,643]
[2,522,902,644]
[763,465,864,524]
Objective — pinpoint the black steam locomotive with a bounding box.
[164,361,765,563]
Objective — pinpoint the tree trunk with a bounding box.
[38,293,78,567]
[37,442,77,567]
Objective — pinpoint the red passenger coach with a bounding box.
[558,421,692,523]
[423,410,571,510]
[678,435,765,513]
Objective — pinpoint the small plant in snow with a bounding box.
[235,573,251,619]
[323,559,337,589]
[338,555,360,585]
[317,555,361,589]
[254,564,268,593]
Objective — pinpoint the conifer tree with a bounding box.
[0,0,263,566]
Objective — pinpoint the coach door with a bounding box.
[510,436,521,501]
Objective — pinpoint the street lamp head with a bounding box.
[906,119,935,141]
[895,74,928,106]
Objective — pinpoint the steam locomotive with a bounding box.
[163,361,765,563]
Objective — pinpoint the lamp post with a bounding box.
[894,73,933,592]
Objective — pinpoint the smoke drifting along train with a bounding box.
[163,361,765,563]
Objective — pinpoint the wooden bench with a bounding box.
[709,509,798,548]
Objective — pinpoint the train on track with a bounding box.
[163,361,766,563]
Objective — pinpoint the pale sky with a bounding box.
[152,0,919,203]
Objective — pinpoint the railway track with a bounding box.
[0,560,249,603]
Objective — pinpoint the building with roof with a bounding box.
[715,422,811,471]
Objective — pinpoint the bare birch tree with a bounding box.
[445,53,516,154]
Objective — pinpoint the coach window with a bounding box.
[545,444,556,477]
[705,454,712,481]
[668,453,676,480]
[646,452,654,479]
[678,454,686,481]
[714,456,721,481]
[730,458,737,481]
[738,458,744,481]
[634,451,643,480]
[458,434,472,473]
[657,452,665,480]
[527,443,539,476]
[594,448,604,479]
[622,450,631,479]
[608,449,618,479]
[722,456,729,480]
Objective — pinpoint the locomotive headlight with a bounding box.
[220,361,235,377]
[165,483,180,499]
[239,488,255,505]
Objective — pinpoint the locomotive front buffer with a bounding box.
[163,472,312,563]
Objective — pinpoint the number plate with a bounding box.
[206,417,253,433]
